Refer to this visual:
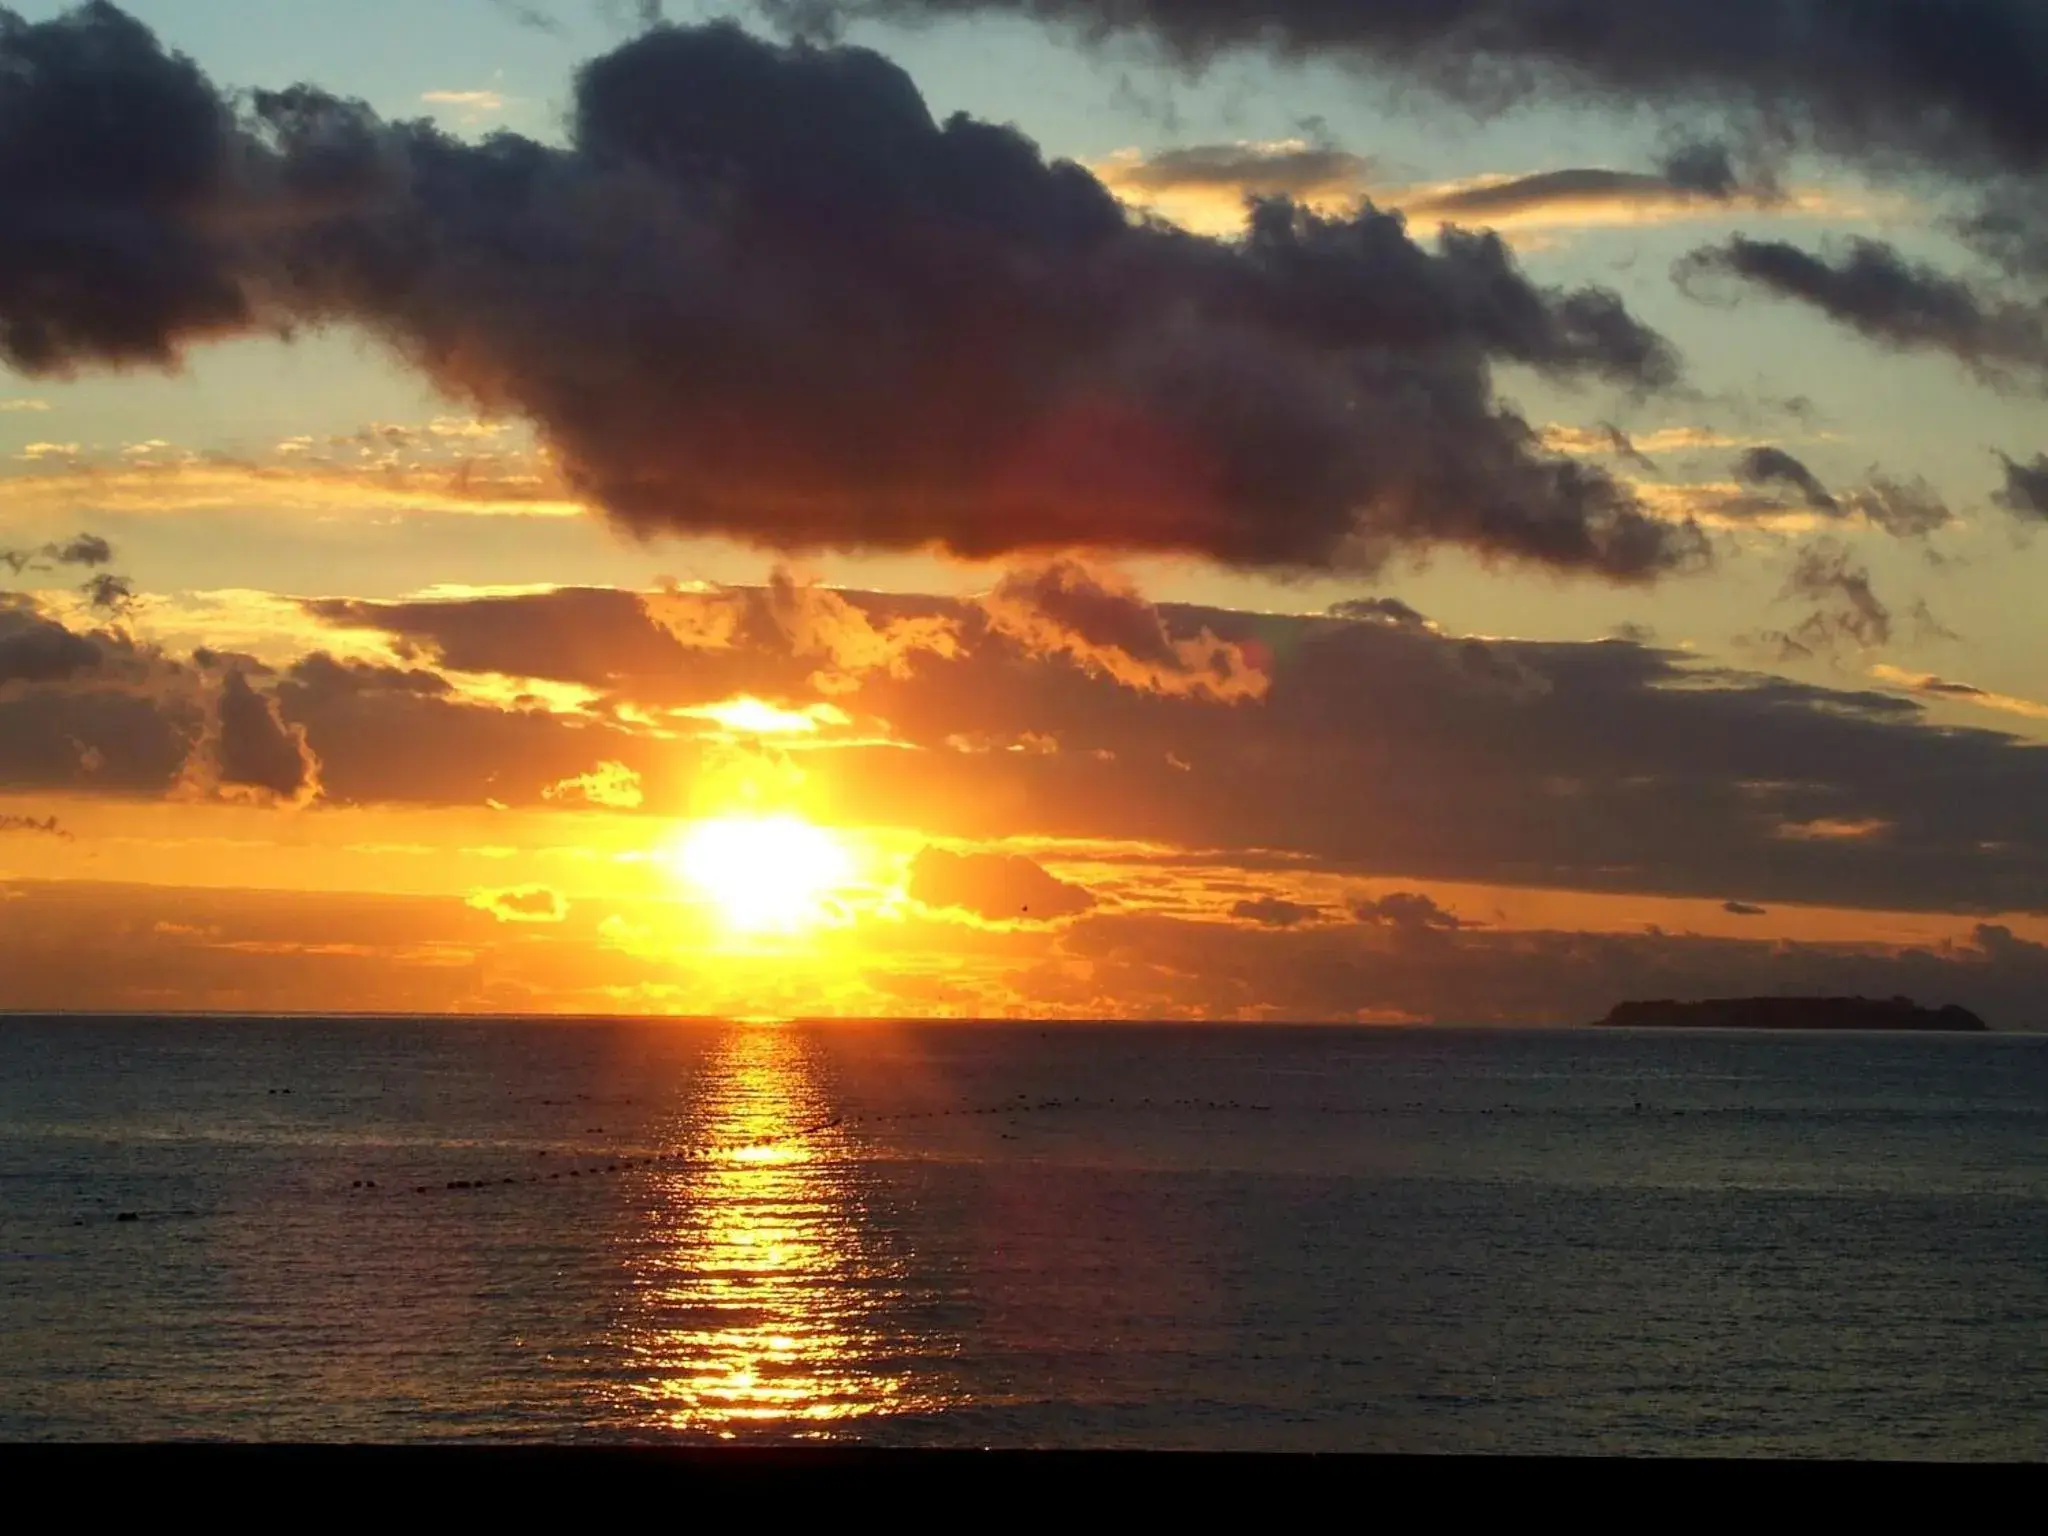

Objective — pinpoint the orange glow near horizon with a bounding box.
[663,814,858,935]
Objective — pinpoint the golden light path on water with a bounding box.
[617,1025,950,1436]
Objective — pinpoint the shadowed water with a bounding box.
[2,1018,2044,1454]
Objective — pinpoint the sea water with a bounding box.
[1,1018,2043,1455]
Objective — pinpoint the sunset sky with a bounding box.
[4,0,2047,1022]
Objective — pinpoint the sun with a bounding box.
[665,814,856,934]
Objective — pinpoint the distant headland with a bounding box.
[1596,996,1988,1032]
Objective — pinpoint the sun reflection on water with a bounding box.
[621,1024,945,1437]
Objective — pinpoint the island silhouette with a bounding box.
[1595,996,1988,1031]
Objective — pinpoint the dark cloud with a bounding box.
[296,581,2048,914]
[1995,452,2048,520]
[908,845,1097,922]
[984,560,1267,700]
[284,651,452,699]
[0,812,69,838]
[1847,476,1953,539]
[3,531,136,613]
[1230,895,1320,927]
[778,3,2048,189]
[1735,446,1839,514]
[1722,452,1947,539]
[782,2,2048,361]
[1353,890,1471,931]
[1657,141,1755,200]
[2,533,112,574]
[1402,157,1770,227]
[194,670,320,805]
[77,573,133,612]
[1762,537,1894,660]
[1328,595,1430,630]
[469,885,569,923]
[0,595,103,686]
[10,575,2047,921]
[1678,237,2048,389]
[1722,899,1767,915]
[1907,675,1991,701]
[1602,424,1659,474]
[0,606,194,788]
[0,7,1698,581]
[0,2,254,372]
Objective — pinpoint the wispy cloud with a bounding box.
[1871,665,2048,723]
[0,398,49,413]
[0,458,583,520]
[422,88,508,115]
[1398,170,1879,235]
[1091,140,1881,242]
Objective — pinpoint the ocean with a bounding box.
[1,1017,2043,1455]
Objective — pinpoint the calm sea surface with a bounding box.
[1,1018,2044,1454]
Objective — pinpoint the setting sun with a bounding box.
[666,815,856,934]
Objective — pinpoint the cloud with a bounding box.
[13,575,2048,922]
[177,669,322,807]
[0,456,585,520]
[1760,538,1894,660]
[1393,155,1844,238]
[421,89,506,111]
[544,759,644,808]
[1774,816,1892,843]
[1734,447,1839,515]
[0,812,69,838]
[1843,476,1953,538]
[1328,595,1431,630]
[1871,665,2048,724]
[0,9,1698,581]
[907,845,1097,923]
[1545,424,1800,460]
[12,874,2048,1022]
[1097,139,1371,199]
[0,397,48,411]
[1722,899,1767,915]
[286,580,2048,915]
[1,532,113,575]
[486,0,564,35]
[1995,452,2048,520]
[1230,895,1320,927]
[802,0,2048,354]
[1678,237,2048,390]
[759,567,962,693]
[783,4,2048,208]
[0,595,108,687]
[982,560,1268,701]
[1042,907,2048,1025]
[1352,891,1471,931]
[879,136,1836,242]
[468,885,569,923]
[1090,139,1373,230]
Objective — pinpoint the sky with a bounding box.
[2,0,2046,1023]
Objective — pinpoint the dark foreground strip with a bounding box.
[0,1445,2004,1499]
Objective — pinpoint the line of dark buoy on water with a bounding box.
[76,1095,1639,1224]
[339,1095,1293,1204]
[338,1115,849,1201]
[334,1093,1282,1205]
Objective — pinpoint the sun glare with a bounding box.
[668,814,856,934]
